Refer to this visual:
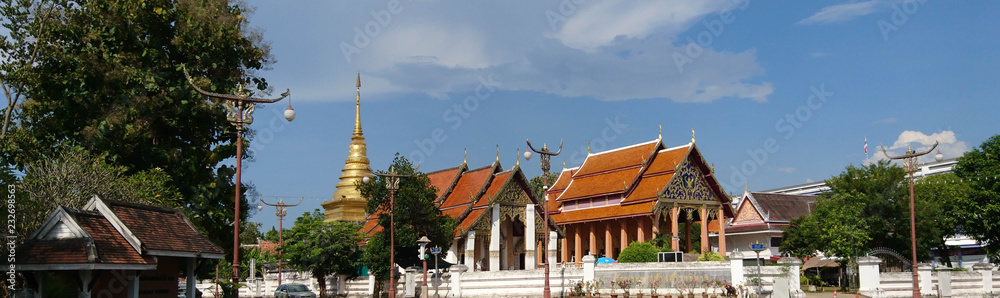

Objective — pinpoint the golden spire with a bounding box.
[463,148,467,165]
[587,141,591,154]
[324,74,372,222]
[495,145,500,163]
[691,129,696,143]
[658,124,662,140]
[353,73,362,136]
[562,158,566,170]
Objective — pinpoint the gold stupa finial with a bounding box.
[587,141,591,154]
[658,124,662,140]
[463,148,467,165]
[691,129,696,143]
[353,74,363,136]
[562,158,566,170]
[495,145,500,163]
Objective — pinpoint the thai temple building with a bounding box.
[321,74,373,223]
[362,151,561,271]
[546,130,735,267]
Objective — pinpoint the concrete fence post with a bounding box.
[778,257,804,298]
[938,267,953,298]
[452,264,468,298]
[918,263,933,295]
[582,255,596,282]
[857,256,881,296]
[973,262,993,294]
[368,270,376,295]
[730,250,745,287]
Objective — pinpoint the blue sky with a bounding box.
[235,0,1000,231]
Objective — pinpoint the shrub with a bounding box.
[618,241,658,263]
[696,251,725,261]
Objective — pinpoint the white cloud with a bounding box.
[864,130,970,165]
[805,178,815,183]
[797,1,882,25]
[776,167,796,173]
[294,1,771,103]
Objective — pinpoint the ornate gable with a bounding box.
[658,158,716,204]
[733,194,764,224]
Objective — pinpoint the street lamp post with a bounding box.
[525,139,562,298]
[364,166,419,298]
[258,197,303,286]
[418,236,431,298]
[881,141,938,298]
[184,66,294,289]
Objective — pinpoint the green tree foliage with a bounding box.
[953,134,1000,264]
[16,147,180,241]
[617,241,658,263]
[358,155,457,295]
[781,160,964,263]
[696,251,725,261]
[284,209,364,298]
[529,172,559,197]
[0,0,275,264]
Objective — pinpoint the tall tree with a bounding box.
[0,0,274,262]
[284,209,364,298]
[358,155,457,296]
[953,134,1000,264]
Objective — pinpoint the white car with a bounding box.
[274,283,316,298]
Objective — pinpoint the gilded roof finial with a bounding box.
[691,129,696,144]
[744,182,748,194]
[495,145,500,163]
[515,148,520,167]
[353,73,363,136]
[587,141,591,154]
[463,148,467,165]
[658,124,662,140]
[562,158,566,170]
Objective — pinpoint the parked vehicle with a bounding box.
[274,283,316,298]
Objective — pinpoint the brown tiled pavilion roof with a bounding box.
[103,200,224,255]
[473,171,511,208]
[557,167,641,201]
[439,165,495,210]
[622,172,674,204]
[455,209,487,237]
[644,145,690,174]
[18,208,155,266]
[427,166,464,200]
[749,192,816,221]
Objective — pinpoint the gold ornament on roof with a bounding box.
[691,129,696,143]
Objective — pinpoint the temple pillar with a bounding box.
[447,238,460,264]
[620,219,629,252]
[525,204,536,270]
[465,231,476,270]
[548,231,558,268]
[605,221,614,259]
[637,217,646,242]
[652,213,660,235]
[700,206,709,254]
[561,226,569,265]
[589,222,598,257]
[685,209,693,252]
[490,205,501,271]
[670,206,680,251]
[574,224,583,268]
[718,207,727,254]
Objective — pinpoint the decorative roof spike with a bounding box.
[658,124,662,140]
[515,148,520,167]
[587,141,591,154]
[353,73,363,136]
[562,158,566,170]
[464,148,468,165]
[711,164,715,174]
[691,129,696,144]
[744,182,748,194]
[496,145,500,163]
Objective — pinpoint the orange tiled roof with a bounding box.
[440,166,495,209]
[557,167,641,201]
[551,201,655,224]
[474,171,511,208]
[103,200,224,255]
[427,166,463,199]
[645,146,690,175]
[574,141,659,176]
[456,208,487,237]
[549,168,577,192]
[622,172,675,204]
